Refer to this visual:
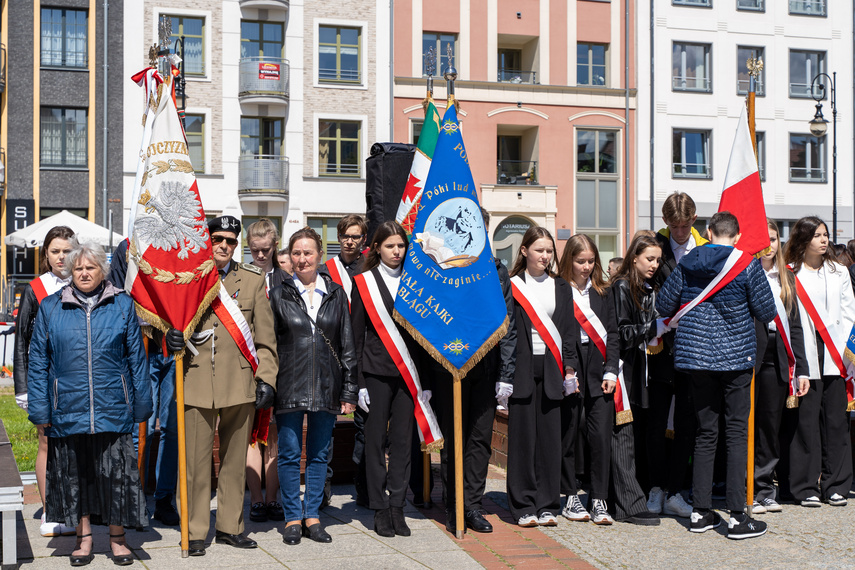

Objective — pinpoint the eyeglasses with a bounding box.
[212,235,239,246]
[340,234,364,243]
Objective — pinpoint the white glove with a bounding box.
[655,318,671,338]
[495,382,513,399]
[358,388,370,413]
[421,390,432,405]
[563,375,579,396]
[15,393,28,411]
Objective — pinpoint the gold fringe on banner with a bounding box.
[615,410,633,425]
[665,429,675,440]
[786,395,799,409]
[393,310,509,382]
[647,341,665,355]
[421,438,445,453]
[847,400,855,412]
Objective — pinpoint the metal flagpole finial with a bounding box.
[425,46,436,96]
[746,56,763,78]
[443,44,458,99]
[158,16,172,54]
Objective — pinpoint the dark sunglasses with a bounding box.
[212,235,239,246]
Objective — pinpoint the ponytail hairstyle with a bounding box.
[784,216,838,274]
[766,218,794,313]
[557,233,607,296]
[363,221,408,273]
[509,226,557,278]
[608,230,662,308]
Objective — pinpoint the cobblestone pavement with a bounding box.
[485,475,855,570]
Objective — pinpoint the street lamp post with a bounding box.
[808,71,836,239]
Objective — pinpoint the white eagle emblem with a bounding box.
[135,181,208,259]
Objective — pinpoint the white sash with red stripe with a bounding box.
[325,257,353,306]
[511,275,563,375]
[211,287,259,374]
[771,294,799,407]
[614,359,633,425]
[353,271,443,449]
[30,273,66,304]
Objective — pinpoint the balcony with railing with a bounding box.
[238,155,289,200]
[239,0,288,9]
[790,167,826,182]
[789,82,824,99]
[497,161,538,185]
[789,0,826,16]
[673,75,711,92]
[497,69,537,85]
[239,57,289,104]
[673,0,711,6]
[673,161,711,178]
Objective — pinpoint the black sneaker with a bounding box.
[249,502,268,522]
[727,513,767,540]
[690,510,721,533]
[153,497,180,526]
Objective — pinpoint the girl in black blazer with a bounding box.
[756,219,810,512]
[350,221,426,538]
[557,234,619,525]
[506,227,580,527]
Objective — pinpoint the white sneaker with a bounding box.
[760,498,782,512]
[39,513,65,537]
[518,514,538,527]
[562,494,590,522]
[663,493,692,518]
[745,501,766,515]
[537,512,558,526]
[801,496,822,508]
[590,499,614,525]
[827,493,848,506]
[646,487,665,515]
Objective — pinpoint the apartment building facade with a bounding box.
[393,0,637,266]
[637,0,854,241]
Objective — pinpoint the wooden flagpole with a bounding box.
[138,337,149,493]
[422,452,431,507]
[453,378,464,539]
[745,55,762,518]
[422,51,436,512]
[175,354,189,557]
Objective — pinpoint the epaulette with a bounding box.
[239,263,263,275]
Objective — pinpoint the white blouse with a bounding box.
[525,271,555,356]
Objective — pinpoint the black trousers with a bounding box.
[646,373,695,495]
[690,369,751,512]
[364,373,414,510]
[753,336,788,502]
[507,355,562,519]
[435,360,495,511]
[783,375,853,500]
[610,420,647,519]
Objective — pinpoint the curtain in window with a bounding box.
[40,108,62,165]
[67,110,87,166]
[41,9,63,66]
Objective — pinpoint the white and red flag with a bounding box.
[718,106,770,256]
[125,70,219,336]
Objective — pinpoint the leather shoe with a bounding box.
[622,511,660,526]
[249,502,268,522]
[215,531,258,548]
[188,540,206,556]
[282,524,301,545]
[465,510,493,533]
[391,506,411,536]
[374,508,395,537]
[444,509,458,534]
[302,522,332,543]
[153,496,180,526]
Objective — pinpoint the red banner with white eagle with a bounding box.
[125,69,220,336]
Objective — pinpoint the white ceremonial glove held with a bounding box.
[656,318,671,338]
[15,393,28,411]
[421,390,432,405]
[495,382,513,399]
[563,375,579,396]
[358,388,370,413]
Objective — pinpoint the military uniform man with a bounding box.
[165,215,278,556]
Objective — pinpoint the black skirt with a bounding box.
[45,432,146,528]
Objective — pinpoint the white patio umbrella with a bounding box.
[4,210,125,248]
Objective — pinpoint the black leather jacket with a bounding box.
[269,273,358,413]
[13,284,39,395]
[611,278,659,408]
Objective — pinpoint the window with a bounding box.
[423,33,456,76]
[672,129,711,178]
[318,120,361,177]
[167,15,205,75]
[673,0,711,6]
[577,43,608,86]
[185,114,205,172]
[789,50,825,98]
[789,134,826,182]
[241,117,283,156]
[319,25,361,83]
[737,0,764,10]
[411,120,423,145]
[308,217,344,260]
[40,108,87,167]
[576,130,619,262]
[737,47,765,96]
[41,8,87,67]
[789,0,826,17]
[241,21,284,58]
[672,43,711,92]
[755,131,766,182]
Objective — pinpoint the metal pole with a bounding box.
[624,0,630,248]
[832,72,837,240]
[649,0,655,230]
[102,0,109,227]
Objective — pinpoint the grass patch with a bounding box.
[0,386,38,472]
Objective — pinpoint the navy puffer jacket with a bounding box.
[656,244,776,372]
[27,283,151,436]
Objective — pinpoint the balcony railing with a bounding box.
[239,57,289,101]
[239,0,289,9]
[672,75,711,92]
[737,0,764,10]
[673,0,711,6]
[790,167,826,182]
[497,69,537,84]
[319,162,360,178]
[238,155,289,199]
[789,0,826,16]
[737,77,765,96]
[673,162,711,178]
[789,82,825,99]
[497,161,538,185]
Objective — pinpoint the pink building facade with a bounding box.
[393,0,637,265]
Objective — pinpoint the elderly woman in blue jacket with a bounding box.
[27,242,150,567]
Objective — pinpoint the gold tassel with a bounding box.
[421,438,444,453]
[847,400,855,412]
[647,342,665,355]
[665,429,675,440]
[786,395,799,409]
[615,410,633,425]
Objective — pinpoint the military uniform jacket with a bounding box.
[183,261,278,409]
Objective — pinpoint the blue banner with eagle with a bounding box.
[392,100,508,380]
